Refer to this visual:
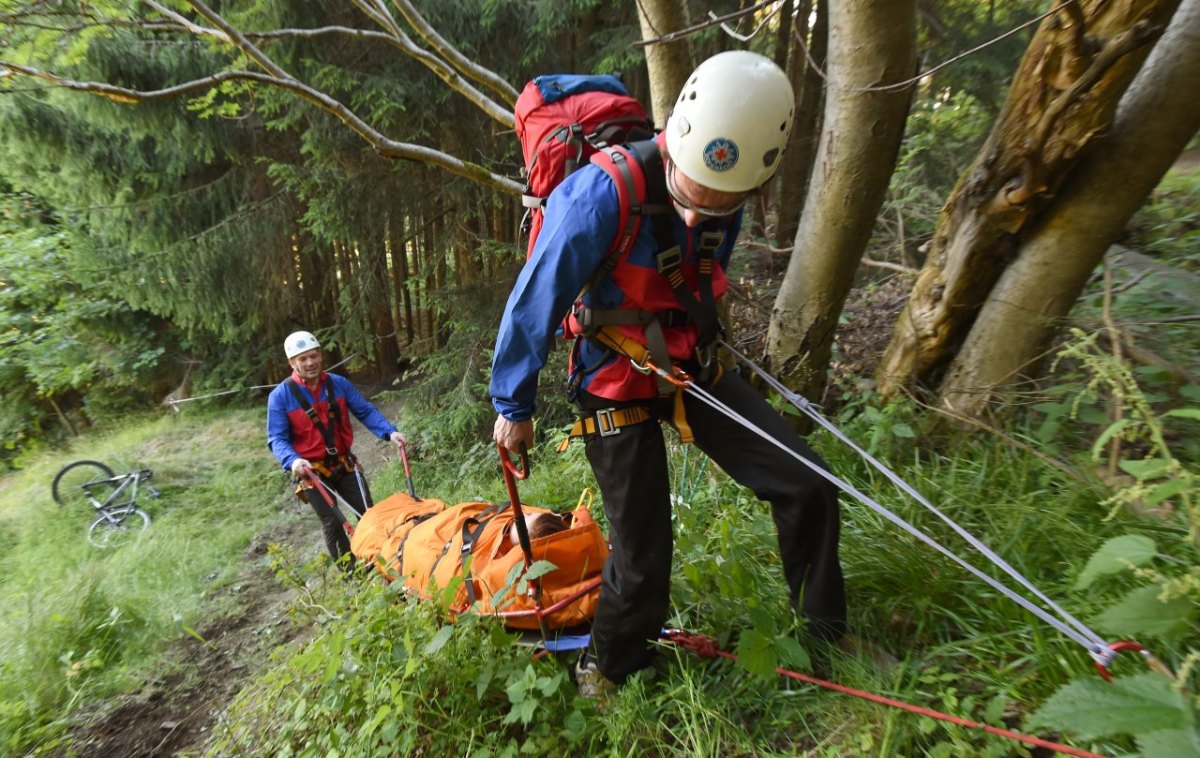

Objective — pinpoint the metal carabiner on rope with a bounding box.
[1094,640,1175,682]
[630,354,655,375]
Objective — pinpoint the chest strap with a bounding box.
[286,378,342,458]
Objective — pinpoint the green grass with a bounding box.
[3,393,1194,756]
[0,407,291,754]
[215,396,1189,756]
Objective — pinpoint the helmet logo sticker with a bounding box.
[702,138,739,172]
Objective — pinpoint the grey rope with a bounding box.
[686,343,1114,665]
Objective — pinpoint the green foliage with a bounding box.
[0,189,173,465]
[1075,535,1158,590]
[1022,331,1200,751]
[1028,672,1192,742]
[210,560,590,756]
[0,409,283,754]
[1123,167,1200,272]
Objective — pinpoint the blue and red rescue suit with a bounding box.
[267,370,398,562]
[489,144,847,684]
[490,148,738,421]
[267,370,397,473]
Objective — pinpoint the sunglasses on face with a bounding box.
[665,160,752,218]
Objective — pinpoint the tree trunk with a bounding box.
[939,0,1200,416]
[367,237,401,379]
[876,0,1181,398]
[766,0,917,405]
[636,0,691,126]
[774,0,827,249]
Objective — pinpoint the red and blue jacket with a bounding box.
[266,370,397,472]
[490,142,740,422]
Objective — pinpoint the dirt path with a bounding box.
[60,398,406,757]
[61,515,311,758]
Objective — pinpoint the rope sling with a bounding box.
[568,324,1173,683]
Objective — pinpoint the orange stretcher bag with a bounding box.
[349,491,608,630]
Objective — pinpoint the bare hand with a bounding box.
[493,415,533,455]
[291,458,315,481]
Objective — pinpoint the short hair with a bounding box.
[527,511,568,540]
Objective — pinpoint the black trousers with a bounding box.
[580,369,846,683]
[302,466,373,561]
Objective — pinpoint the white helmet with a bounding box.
[665,51,795,193]
[284,330,320,359]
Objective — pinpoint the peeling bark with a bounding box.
[876,0,1180,397]
[939,0,1200,416]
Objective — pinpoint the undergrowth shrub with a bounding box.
[1025,331,1200,754]
[211,548,596,756]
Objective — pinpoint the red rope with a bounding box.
[661,630,1109,758]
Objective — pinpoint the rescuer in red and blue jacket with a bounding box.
[267,330,406,562]
[490,52,850,698]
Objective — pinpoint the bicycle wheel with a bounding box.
[52,460,116,508]
[87,507,151,548]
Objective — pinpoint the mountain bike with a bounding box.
[51,460,159,548]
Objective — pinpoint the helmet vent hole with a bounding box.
[763,148,780,166]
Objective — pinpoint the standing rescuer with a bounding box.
[490,51,850,697]
[267,330,407,563]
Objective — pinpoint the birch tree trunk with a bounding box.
[766,0,917,404]
[875,0,1181,398]
[939,0,1200,416]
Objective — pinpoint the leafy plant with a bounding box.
[1027,331,1200,752]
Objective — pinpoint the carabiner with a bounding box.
[1093,640,1174,682]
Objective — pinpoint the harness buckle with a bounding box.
[325,446,339,457]
[655,246,682,273]
[595,408,621,437]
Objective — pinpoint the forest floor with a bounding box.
[56,423,403,758]
[51,254,916,757]
[54,225,1194,755]
[58,296,913,758]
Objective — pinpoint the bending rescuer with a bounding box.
[490,51,848,696]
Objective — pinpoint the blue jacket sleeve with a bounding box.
[266,383,300,472]
[332,374,398,439]
[489,166,621,421]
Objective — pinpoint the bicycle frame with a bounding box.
[84,470,154,523]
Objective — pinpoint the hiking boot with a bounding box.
[575,652,617,702]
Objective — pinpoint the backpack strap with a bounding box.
[586,140,724,391]
[286,378,341,459]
